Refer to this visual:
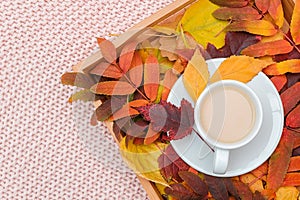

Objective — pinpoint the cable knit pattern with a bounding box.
[0,0,174,199]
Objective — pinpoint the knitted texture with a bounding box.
[0,0,174,199]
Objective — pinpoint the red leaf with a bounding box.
[204,175,229,200]
[90,62,123,79]
[288,156,300,172]
[119,41,138,73]
[97,37,116,64]
[280,82,300,115]
[165,183,199,200]
[129,52,143,87]
[209,0,249,7]
[255,0,270,13]
[241,39,293,57]
[90,81,136,95]
[286,104,300,128]
[144,55,160,102]
[290,0,300,44]
[149,99,194,141]
[158,145,190,182]
[213,6,261,21]
[126,120,148,138]
[95,96,127,121]
[267,128,295,192]
[282,173,300,186]
[206,31,261,58]
[144,123,161,145]
[270,75,287,92]
[178,171,209,198]
[161,69,178,101]
[61,72,95,89]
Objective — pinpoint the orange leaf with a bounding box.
[210,55,273,83]
[288,156,300,172]
[110,100,148,121]
[286,104,300,128]
[225,20,278,36]
[282,173,300,186]
[251,161,268,181]
[268,0,284,27]
[129,52,143,87]
[290,0,300,44]
[161,69,178,101]
[267,128,294,192]
[209,0,249,7]
[241,39,293,57]
[90,62,123,79]
[61,72,95,89]
[90,81,136,95]
[97,38,116,64]
[280,82,300,115]
[144,55,160,102]
[144,123,161,145]
[270,75,287,92]
[263,59,300,75]
[119,41,138,73]
[213,6,262,21]
[255,0,270,13]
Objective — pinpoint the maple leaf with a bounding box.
[206,31,261,58]
[149,99,194,141]
[157,145,190,182]
[267,128,295,192]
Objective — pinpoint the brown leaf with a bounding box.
[210,55,273,83]
[68,89,95,103]
[129,52,143,87]
[178,171,208,198]
[119,41,138,73]
[209,0,249,8]
[263,59,300,75]
[90,62,123,79]
[95,96,127,121]
[213,6,261,21]
[286,104,300,128]
[61,72,95,89]
[161,69,178,101]
[232,180,253,200]
[282,173,300,186]
[288,156,300,172]
[90,81,136,95]
[267,128,295,192]
[126,120,148,138]
[205,175,229,200]
[165,183,199,200]
[225,20,278,36]
[158,145,190,182]
[241,39,293,57]
[280,82,300,115]
[144,55,160,102]
[255,0,270,13]
[270,75,287,92]
[97,37,117,64]
[268,0,284,27]
[239,173,264,192]
[251,161,268,181]
[291,0,300,45]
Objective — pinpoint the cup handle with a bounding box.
[213,148,229,174]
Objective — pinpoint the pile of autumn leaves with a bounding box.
[61,0,300,199]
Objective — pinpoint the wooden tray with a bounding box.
[74,0,296,199]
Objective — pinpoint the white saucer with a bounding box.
[167,58,284,177]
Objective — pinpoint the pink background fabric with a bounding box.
[1,0,174,199]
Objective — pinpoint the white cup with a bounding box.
[194,80,263,174]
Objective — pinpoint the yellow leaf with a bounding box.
[290,0,300,44]
[239,173,264,193]
[183,49,210,102]
[178,0,228,48]
[210,55,274,83]
[119,137,169,186]
[263,59,300,75]
[275,187,299,200]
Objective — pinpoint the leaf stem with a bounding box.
[192,128,215,153]
[280,29,300,54]
[286,126,300,134]
[214,19,232,38]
